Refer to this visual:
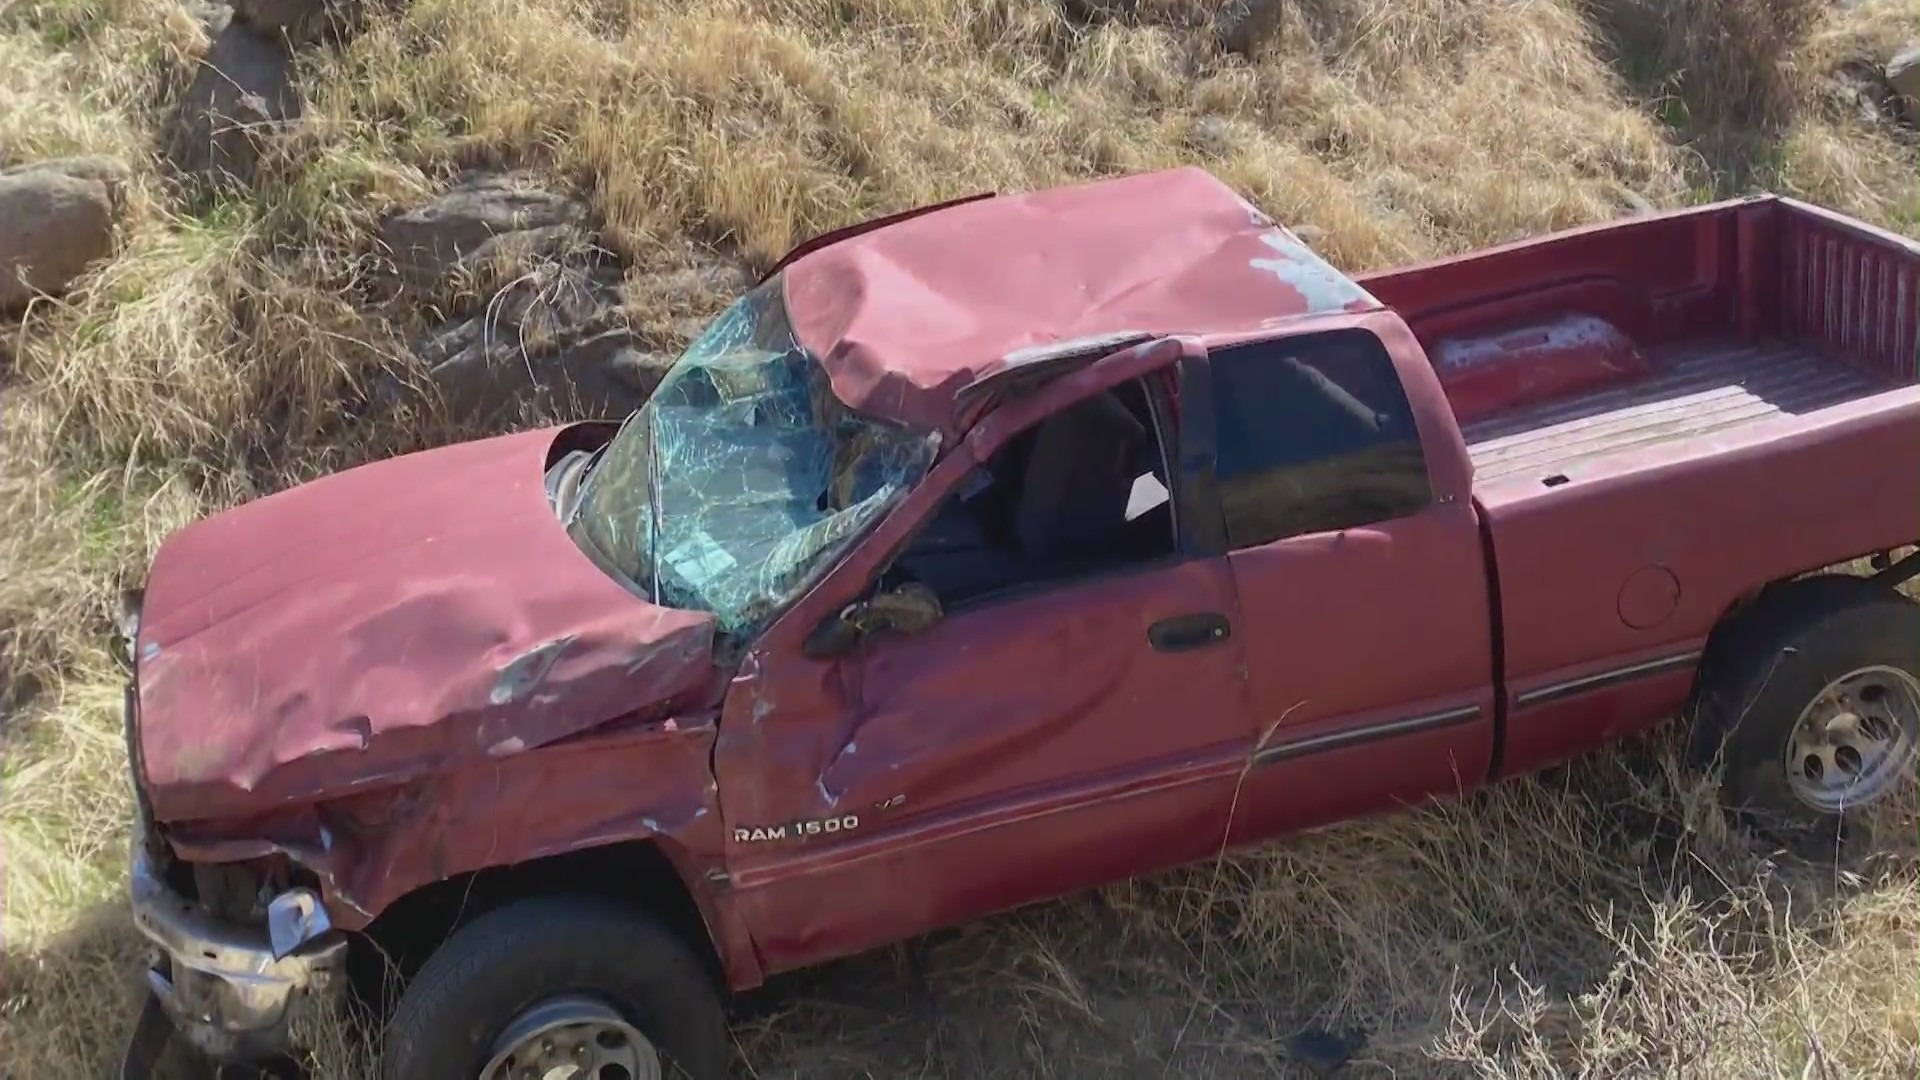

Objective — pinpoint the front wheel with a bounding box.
[1691,576,1920,836]
[379,896,727,1080]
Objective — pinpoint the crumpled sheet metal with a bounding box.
[715,554,1253,973]
[723,557,1234,827]
[165,712,760,983]
[135,427,722,823]
[784,166,1378,435]
[814,581,1148,809]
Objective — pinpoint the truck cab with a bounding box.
[123,168,1920,1079]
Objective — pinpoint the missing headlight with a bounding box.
[116,587,144,669]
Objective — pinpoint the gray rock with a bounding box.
[184,0,232,36]
[0,164,120,311]
[381,174,588,292]
[408,261,664,422]
[1610,184,1656,218]
[556,329,679,408]
[1824,63,1892,126]
[1888,45,1920,121]
[5,156,130,207]
[230,0,357,47]
[1217,0,1285,58]
[404,254,758,424]
[419,321,670,423]
[163,25,302,187]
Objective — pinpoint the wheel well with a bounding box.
[353,841,721,995]
[1688,570,1901,715]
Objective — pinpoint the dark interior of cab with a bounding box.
[882,378,1176,608]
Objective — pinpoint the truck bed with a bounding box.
[1463,338,1891,483]
[1361,195,1920,493]
[1358,194,1920,782]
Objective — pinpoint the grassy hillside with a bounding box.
[2,0,1917,1076]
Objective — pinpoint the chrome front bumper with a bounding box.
[128,844,348,1061]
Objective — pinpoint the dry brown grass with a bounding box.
[2,0,1917,1076]
[712,741,1919,1079]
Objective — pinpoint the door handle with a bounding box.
[1148,612,1231,652]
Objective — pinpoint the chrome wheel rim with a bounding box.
[480,995,661,1080]
[1784,665,1920,813]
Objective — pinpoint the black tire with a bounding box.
[142,1040,286,1080]
[1690,574,1920,836]
[379,896,727,1080]
[143,1038,213,1080]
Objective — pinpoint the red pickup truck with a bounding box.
[121,167,1920,1079]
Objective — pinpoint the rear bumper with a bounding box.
[128,844,348,1061]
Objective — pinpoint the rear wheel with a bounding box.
[378,896,726,1080]
[1779,664,1919,814]
[1691,575,1920,836]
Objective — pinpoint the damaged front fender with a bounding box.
[166,708,765,988]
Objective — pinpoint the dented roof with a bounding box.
[783,166,1380,433]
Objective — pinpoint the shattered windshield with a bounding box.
[570,273,937,639]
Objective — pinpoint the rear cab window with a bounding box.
[1208,329,1433,548]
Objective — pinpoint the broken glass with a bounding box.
[571,273,938,640]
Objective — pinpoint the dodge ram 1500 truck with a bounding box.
[120,167,1920,1079]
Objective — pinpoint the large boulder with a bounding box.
[7,156,131,202]
[164,24,302,187]
[416,319,675,424]
[1889,45,1920,122]
[380,174,588,293]
[404,253,754,424]
[230,0,357,47]
[404,261,667,422]
[0,158,129,312]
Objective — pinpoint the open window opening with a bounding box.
[880,376,1179,609]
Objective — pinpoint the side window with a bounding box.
[879,376,1179,609]
[1209,330,1432,548]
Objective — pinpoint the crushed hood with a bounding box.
[133,428,719,823]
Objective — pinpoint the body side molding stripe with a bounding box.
[1514,650,1703,708]
[1253,704,1483,767]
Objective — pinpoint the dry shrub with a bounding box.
[1582,0,1920,212]
[14,208,261,461]
[0,662,137,944]
[0,907,149,1072]
[1803,0,1920,76]
[1588,0,1826,132]
[1779,118,1920,230]
[0,0,203,165]
[296,0,1683,271]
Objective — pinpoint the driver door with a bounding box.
[712,339,1257,975]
